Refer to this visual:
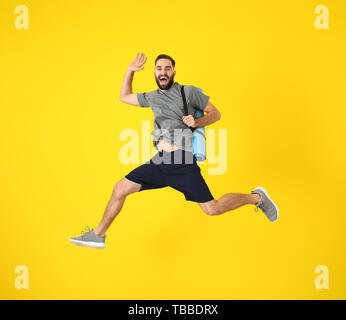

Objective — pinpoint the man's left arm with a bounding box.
[182,101,221,128]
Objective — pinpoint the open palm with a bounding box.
[129,52,147,72]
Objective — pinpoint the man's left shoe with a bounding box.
[251,187,279,222]
[69,226,106,249]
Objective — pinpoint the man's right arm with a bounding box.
[119,53,147,106]
[119,68,140,106]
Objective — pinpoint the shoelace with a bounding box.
[81,226,92,236]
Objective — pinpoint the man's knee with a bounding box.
[199,200,220,216]
[112,178,140,199]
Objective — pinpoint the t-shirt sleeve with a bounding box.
[137,92,150,108]
[189,86,210,111]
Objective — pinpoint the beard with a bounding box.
[155,74,175,90]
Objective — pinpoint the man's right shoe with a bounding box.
[251,187,279,222]
[69,226,106,249]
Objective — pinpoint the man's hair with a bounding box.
[155,54,175,68]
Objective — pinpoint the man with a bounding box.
[69,53,279,249]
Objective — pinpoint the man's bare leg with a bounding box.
[198,193,261,216]
[93,178,141,236]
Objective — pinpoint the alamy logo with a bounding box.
[14,5,29,30]
[14,265,29,290]
[118,121,228,175]
[314,5,329,30]
[314,265,329,290]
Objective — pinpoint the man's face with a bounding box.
[154,59,176,90]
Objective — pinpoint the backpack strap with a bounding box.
[180,85,189,116]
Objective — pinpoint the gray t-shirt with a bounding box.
[137,82,210,152]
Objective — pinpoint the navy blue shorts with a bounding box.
[125,149,214,203]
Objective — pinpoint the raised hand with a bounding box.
[128,52,148,72]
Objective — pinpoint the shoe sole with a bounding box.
[69,238,105,249]
[254,186,279,222]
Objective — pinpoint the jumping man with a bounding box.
[69,53,279,249]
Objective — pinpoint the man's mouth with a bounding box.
[160,77,168,83]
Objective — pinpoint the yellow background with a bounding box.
[1,0,345,299]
